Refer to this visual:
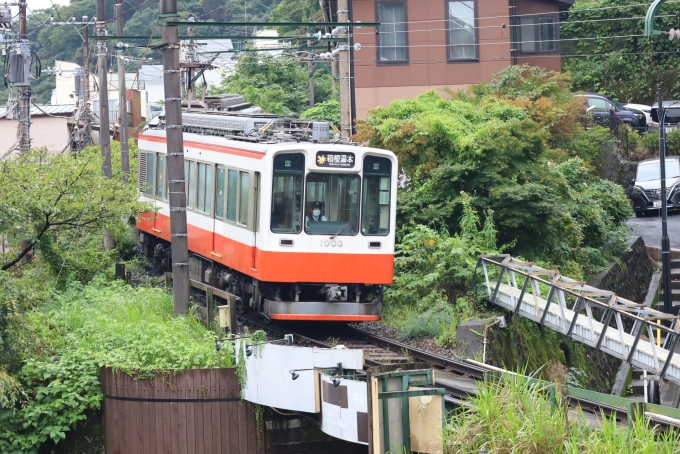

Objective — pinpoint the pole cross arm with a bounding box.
[645,0,668,36]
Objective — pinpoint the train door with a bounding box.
[250,172,260,269]
[153,153,165,233]
[212,165,226,259]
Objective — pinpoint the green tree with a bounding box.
[211,53,333,116]
[301,99,340,125]
[356,66,631,276]
[0,147,147,271]
[561,0,680,103]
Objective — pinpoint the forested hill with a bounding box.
[9,0,320,104]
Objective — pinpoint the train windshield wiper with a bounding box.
[330,221,351,240]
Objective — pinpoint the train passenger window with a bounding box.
[227,169,238,222]
[145,152,155,197]
[239,172,250,226]
[361,156,392,236]
[156,155,165,200]
[271,153,304,233]
[196,162,212,215]
[216,167,225,218]
[184,160,195,209]
[305,173,360,235]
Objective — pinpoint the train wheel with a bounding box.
[236,294,250,314]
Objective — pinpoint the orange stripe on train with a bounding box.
[138,212,394,284]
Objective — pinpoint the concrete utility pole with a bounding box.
[115,2,130,181]
[162,0,190,314]
[83,16,92,146]
[17,2,30,152]
[337,0,351,138]
[96,0,111,178]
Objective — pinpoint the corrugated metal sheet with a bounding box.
[0,104,76,119]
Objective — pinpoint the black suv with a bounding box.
[630,157,680,217]
[575,93,647,132]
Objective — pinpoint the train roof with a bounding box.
[142,108,357,150]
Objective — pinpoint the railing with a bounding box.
[473,255,680,385]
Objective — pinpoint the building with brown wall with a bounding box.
[345,0,573,119]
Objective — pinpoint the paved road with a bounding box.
[627,210,680,249]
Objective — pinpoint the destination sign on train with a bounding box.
[316,151,355,168]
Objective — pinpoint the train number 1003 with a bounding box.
[320,240,343,248]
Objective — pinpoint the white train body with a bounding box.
[137,112,397,321]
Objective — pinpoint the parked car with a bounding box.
[650,101,680,134]
[625,103,658,128]
[630,157,680,217]
[575,93,647,132]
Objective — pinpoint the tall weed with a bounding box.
[446,374,680,453]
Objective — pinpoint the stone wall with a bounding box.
[597,142,639,194]
[589,236,653,304]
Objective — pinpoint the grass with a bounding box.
[44,276,234,372]
[445,374,680,453]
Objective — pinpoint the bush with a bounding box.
[0,278,233,453]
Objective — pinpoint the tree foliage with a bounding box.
[301,99,341,125]
[357,65,631,277]
[3,0,287,104]
[211,53,334,116]
[0,147,146,272]
[561,0,680,103]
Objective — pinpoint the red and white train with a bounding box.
[137,109,397,322]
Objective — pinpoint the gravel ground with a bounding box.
[352,322,462,359]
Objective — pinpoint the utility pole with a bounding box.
[96,0,111,179]
[17,2,30,152]
[82,16,92,146]
[187,24,195,106]
[115,2,129,181]
[337,0,351,138]
[308,58,315,108]
[162,0,190,314]
[658,87,673,317]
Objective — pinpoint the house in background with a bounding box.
[343,0,574,118]
[0,104,76,155]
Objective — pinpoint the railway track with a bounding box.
[190,284,680,428]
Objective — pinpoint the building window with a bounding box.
[517,15,558,54]
[447,1,477,61]
[377,2,408,63]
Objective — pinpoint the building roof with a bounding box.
[0,104,76,119]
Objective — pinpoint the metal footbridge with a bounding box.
[474,255,680,385]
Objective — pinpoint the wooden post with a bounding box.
[115,263,126,280]
[207,287,214,330]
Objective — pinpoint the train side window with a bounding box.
[196,162,212,215]
[216,166,226,219]
[184,160,195,209]
[155,154,165,200]
[239,172,250,226]
[145,152,155,197]
[361,156,391,236]
[271,153,304,234]
[226,169,238,222]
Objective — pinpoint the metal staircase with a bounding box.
[473,255,680,386]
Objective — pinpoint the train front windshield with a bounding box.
[270,152,392,236]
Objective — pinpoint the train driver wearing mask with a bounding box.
[309,202,327,222]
